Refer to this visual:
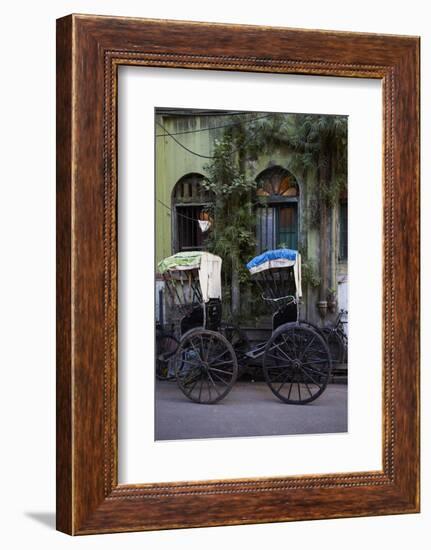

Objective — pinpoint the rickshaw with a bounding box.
[157,249,332,405]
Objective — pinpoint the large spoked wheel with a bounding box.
[175,329,238,404]
[263,323,332,404]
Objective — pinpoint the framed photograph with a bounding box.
[56,14,420,534]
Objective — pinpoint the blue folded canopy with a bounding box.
[246,249,298,271]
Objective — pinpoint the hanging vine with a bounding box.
[201,121,257,320]
[201,112,347,316]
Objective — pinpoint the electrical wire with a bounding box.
[157,196,275,223]
[155,121,216,159]
[156,112,278,160]
[157,199,209,222]
[155,113,273,137]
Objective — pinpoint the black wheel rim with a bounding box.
[175,330,238,404]
[264,325,332,404]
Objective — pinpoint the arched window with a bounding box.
[255,166,299,253]
[172,173,212,252]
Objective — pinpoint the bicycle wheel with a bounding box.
[155,333,179,380]
[321,327,345,364]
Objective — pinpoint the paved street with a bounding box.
[155,380,347,440]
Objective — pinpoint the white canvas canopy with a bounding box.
[158,251,222,302]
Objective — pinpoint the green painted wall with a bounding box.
[155,114,230,263]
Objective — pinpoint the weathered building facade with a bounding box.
[155,109,347,327]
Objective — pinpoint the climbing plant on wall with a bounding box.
[242,112,348,301]
[202,120,257,320]
[244,113,347,214]
[286,114,347,301]
[202,112,347,318]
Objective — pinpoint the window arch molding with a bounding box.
[255,165,300,201]
[254,165,300,253]
[171,172,212,206]
[171,173,213,253]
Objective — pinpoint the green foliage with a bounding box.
[202,124,257,318]
[301,260,321,288]
[246,112,348,223]
[200,112,347,311]
[287,114,348,210]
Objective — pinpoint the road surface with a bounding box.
[155,380,347,440]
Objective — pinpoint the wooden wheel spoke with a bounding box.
[185,375,201,396]
[302,358,329,365]
[279,334,297,359]
[282,331,298,358]
[188,338,202,362]
[298,365,322,387]
[271,369,291,383]
[267,362,292,370]
[209,366,233,376]
[287,382,293,400]
[179,358,202,367]
[206,376,212,401]
[266,352,294,365]
[304,381,314,397]
[209,370,231,386]
[206,370,222,396]
[198,334,209,362]
[205,335,214,362]
[177,368,195,381]
[301,363,327,376]
[181,369,201,385]
[210,360,233,368]
[271,341,294,362]
[209,348,231,365]
[200,335,207,360]
[299,335,317,359]
[303,350,328,360]
[276,372,292,393]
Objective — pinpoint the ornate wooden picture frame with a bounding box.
[56,14,420,534]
